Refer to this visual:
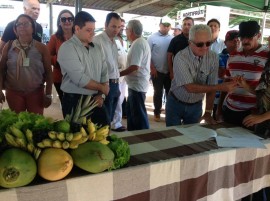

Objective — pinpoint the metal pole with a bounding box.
[49,3,53,36]
[261,12,267,44]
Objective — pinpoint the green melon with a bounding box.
[0,148,37,188]
[70,142,114,173]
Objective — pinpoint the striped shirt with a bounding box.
[170,46,219,103]
[224,45,269,111]
[58,35,108,95]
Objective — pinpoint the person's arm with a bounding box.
[184,81,236,93]
[201,91,217,124]
[120,65,139,76]
[0,41,6,58]
[243,112,270,127]
[167,52,174,80]
[0,43,9,103]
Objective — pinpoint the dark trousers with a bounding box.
[126,88,149,131]
[222,105,251,126]
[151,71,171,115]
[104,82,120,122]
[62,92,110,127]
[54,82,63,104]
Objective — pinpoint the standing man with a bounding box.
[93,12,122,123]
[207,18,225,54]
[147,22,173,122]
[221,21,269,126]
[120,20,151,131]
[167,17,194,80]
[111,18,128,132]
[215,30,240,121]
[57,11,110,126]
[0,0,43,55]
[166,24,237,126]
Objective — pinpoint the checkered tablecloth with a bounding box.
[1,125,270,201]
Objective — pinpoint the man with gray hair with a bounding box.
[166,24,237,126]
[120,20,151,131]
[0,0,43,55]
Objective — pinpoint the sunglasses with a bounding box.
[60,17,74,23]
[190,40,212,48]
[15,22,32,28]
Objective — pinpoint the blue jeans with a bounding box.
[126,88,149,131]
[165,94,202,126]
[104,82,120,121]
[62,93,110,126]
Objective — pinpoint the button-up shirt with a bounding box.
[171,46,219,103]
[93,31,119,79]
[57,35,108,95]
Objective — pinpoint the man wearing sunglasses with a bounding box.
[221,21,269,127]
[166,24,237,126]
[0,0,43,56]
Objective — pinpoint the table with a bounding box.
[1,124,270,201]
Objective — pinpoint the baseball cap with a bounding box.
[161,22,171,27]
[172,24,182,30]
[238,21,260,38]
[225,30,239,41]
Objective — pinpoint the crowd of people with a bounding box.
[1,0,270,138]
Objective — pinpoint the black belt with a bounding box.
[109,79,119,83]
[169,91,201,105]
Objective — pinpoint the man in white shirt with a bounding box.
[207,18,225,54]
[120,20,151,131]
[93,13,122,123]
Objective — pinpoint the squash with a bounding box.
[0,148,37,188]
[38,148,73,181]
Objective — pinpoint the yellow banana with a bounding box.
[48,131,57,140]
[69,141,79,149]
[27,143,35,153]
[93,134,106,142]
[87,119,96,135]
[25,129,34,143]
[80,127,88,137]
[99,138,110,145]
[82,117,87,125]
[62,141,70,149]
[72,132,83,141]
[15,138,27,149]
[34,148,42,160]
[88,131,96,141]
[95,125,110,137]
[65,133,73,141]
[57,132,66,141]
[37,142,45,148]
[42,138,53,147]
[5,133,20,147]
[52,140,62,148]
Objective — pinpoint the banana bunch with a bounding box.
[37,127,88,149]
[5,127,41,159]
[86,119,110,145]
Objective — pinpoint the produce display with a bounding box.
[0,95,130,188]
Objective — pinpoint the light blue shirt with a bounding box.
[126,37,151,92]
[210,38,226,54]
[147,32,173,73]
[58,35,108,95]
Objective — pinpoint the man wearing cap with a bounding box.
[166,24,237,126]
[215,30,240,120]
[167,17,194,80]
[221,21,269,126]
[172,24,182,36]
[147,22,173,122]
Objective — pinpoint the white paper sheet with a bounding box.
[216,136,266,149]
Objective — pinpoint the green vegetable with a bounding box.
[54,120,70,133]
[107,134,130,170]
[0,110,18,142]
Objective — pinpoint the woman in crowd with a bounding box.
[0,14,52,114]
[47,9,74,104]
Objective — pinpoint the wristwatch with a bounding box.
[101,94,106,100]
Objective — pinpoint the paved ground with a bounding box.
[2,85,167,130]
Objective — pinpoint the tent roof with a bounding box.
[12,0,270,17]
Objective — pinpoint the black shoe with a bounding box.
[111,126,126,132]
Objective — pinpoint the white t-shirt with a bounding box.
[115,37,127,82]
[125,37,151,92]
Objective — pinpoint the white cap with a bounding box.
[172,24,182,30]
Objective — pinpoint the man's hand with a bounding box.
[243,114,264,127]
[219,80,237,92]
[93,95,104,108]
[150,67,158,78]
[101,83,109,95]
[43,95,52,108]
[200,112,217,125]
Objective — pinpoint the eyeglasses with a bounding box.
[190,40,212,48]
[15,22,32,28]
[60,17,74,23]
